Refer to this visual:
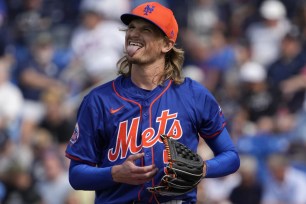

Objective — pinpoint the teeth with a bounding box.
[129,41,143,47]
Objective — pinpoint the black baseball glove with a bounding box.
[147,134,205,196]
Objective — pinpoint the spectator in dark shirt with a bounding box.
[267,30,306,113]
[230,154,263,204]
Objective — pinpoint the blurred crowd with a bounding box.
[0,0,306,204]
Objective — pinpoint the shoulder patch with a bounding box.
[218,105,223,116]
[70,123,79,144]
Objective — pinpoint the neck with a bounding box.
[130,60,165,90]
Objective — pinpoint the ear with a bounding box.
[161,39,174,54]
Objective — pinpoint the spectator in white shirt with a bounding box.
[246,0,291,67]
[67,0,127,90]
[261,153,306,204]
[0,59,23,140]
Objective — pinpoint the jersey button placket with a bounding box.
[143,149,152,186]
[141,100,153,186]
[143,99,150,117]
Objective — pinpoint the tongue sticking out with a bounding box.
[127,45,141,57]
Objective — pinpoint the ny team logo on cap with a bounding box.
[143,4,155,15]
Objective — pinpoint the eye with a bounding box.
[128,25,135,30]
[143,27,152,32]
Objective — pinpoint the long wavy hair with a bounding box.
[117,42,185,85]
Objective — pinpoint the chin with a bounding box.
[126,55,139,64]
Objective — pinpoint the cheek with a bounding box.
[146,40,164,53]
[143,44,161,60]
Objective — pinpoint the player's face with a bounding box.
[125,19,172,65]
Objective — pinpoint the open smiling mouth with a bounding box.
[126,41,144,57]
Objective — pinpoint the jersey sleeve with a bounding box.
[197,89,226,139]
[66,94,103,166]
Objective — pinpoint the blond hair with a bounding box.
[117,46,185,85]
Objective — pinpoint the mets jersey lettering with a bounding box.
[108,110,183,162]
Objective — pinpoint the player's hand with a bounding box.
[111,153,158,185]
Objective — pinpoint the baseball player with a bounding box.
[66,2,240,203]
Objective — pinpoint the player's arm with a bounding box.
[203,127,240,178]
[68,153,158,190]
[194,84,240,177]
[68,160,114,190]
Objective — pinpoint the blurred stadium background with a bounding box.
[0,0,306,203]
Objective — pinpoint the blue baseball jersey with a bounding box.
[66,75,226,203]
